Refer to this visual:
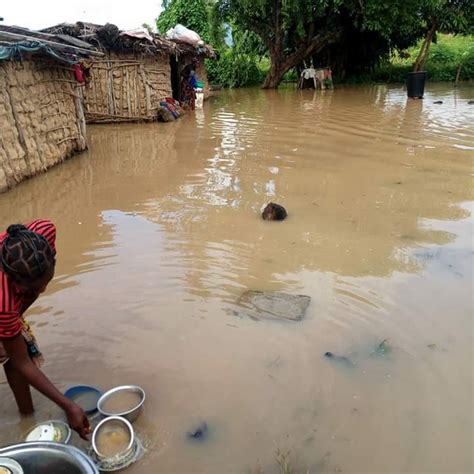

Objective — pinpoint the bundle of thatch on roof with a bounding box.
[42,22,216,59]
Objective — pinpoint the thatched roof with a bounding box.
[0,24,102,63]
[42,22,217,59]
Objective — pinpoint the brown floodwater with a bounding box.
[0,84,473,473]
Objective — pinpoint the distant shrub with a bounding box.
[343,34,474,83]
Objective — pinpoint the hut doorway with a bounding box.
[170,55,180,100]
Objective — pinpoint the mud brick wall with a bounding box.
[0,57,86,193]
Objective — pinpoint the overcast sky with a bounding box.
[1,0,164,30]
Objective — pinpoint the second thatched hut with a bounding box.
[44,23,216,123]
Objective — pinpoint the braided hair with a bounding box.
[1,224,56,283]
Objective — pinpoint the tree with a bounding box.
[412,0,474,72]
[156,0,211,43]
[217,0,431,89]
[322,0,425,78]
[218,0,344,89]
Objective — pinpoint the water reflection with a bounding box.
[0,85,472,301]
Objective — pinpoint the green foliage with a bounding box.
[141,23,154,33]
[418,0,474,35]
[206,53,266,88]
[156,0,211,42]
[207,29,268,87]
[350,34,474,83]
[410,0,474,70]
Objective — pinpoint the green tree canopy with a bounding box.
[156,0,211,43]
[412,0,474,71]
[217,0,430,88]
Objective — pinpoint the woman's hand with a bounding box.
[65,402,91,440]
[3,335,91,439]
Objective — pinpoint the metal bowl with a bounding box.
[0,457,23,474]
[97,385,145,423]
[64,385,103,415]
[91,416,135,460]
[0,442,98,474]
[23,420,71,444]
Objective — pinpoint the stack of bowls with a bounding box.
[90,385,145,471]
[92,417,135,460]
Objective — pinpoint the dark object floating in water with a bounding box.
[262,202,287,221]
[433,100,443,104]
[237,291,311,322]
[427,343,437,350]
[187,422,208,441]
[468,100,474,105]
[324,351,355,367]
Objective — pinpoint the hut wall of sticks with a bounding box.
[0,25,100,193]
[44,23,217,123]
[83,51,172,123]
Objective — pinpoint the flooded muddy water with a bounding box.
[0,84,473,473]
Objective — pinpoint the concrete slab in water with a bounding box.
[237,291,311,322]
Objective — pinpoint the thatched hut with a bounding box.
[0,25,100,193]
[44,23,216,123]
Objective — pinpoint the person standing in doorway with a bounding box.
[180,63,198,110]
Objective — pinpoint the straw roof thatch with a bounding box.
[42,22,217,59]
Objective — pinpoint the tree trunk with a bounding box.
[262,52,292,89]
[262,68,285,89]
[413,21,437,72]
[262,32,339,89]
[455,63,462,84]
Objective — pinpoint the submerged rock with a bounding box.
[262,202,287,221]
[237,291,311,322]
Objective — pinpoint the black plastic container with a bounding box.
[406,71,427,98]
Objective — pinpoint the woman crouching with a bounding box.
[0,220,90,439]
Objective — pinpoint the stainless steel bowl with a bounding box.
[0,442,98,474]
[0,457,23,474]
[23,420,71,444]
[91,416,135,460]
[97,385,145,422]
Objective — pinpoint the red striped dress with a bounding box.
[0,220,56,340]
